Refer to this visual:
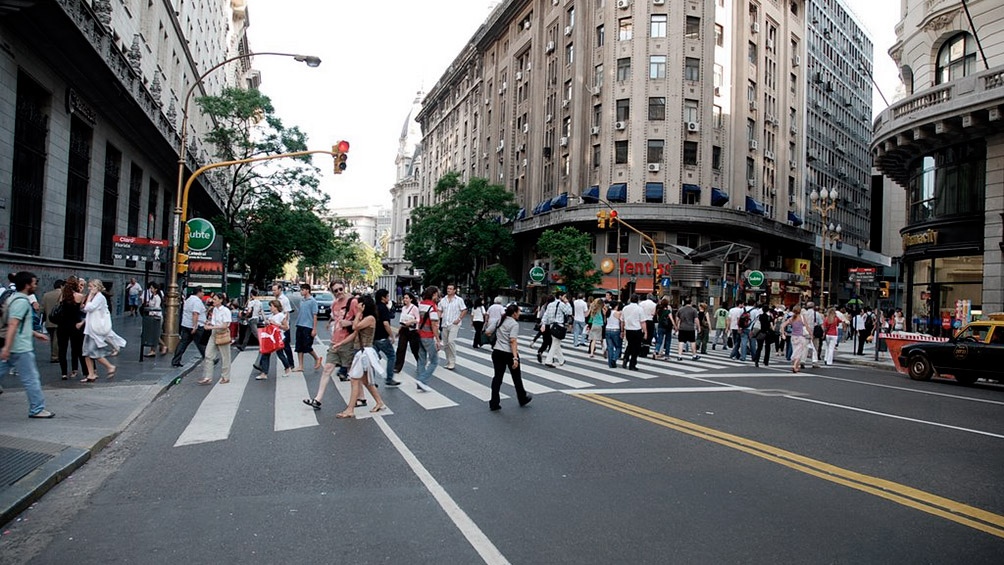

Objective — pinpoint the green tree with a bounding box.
[477,264,514,298]
[237,192,359,286]
[404,172,519,291]
[536,227,601,297]
[195,88,323,228]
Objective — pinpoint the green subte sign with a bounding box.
[747,270,765,287]
[186,218,216,252]
[529,266,546,283]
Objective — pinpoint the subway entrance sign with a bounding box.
[747,270,765,288]
[529,266,546,283]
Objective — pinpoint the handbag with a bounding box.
[213,328,232,346]
[90,308,112,336]
[259,325,284,354]
[549,322,567,340]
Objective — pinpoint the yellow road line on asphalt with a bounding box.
[577,393,1004,539]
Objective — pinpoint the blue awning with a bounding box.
[644,182,664,202]
[538,199,552,213]
[682,183,701,195]
[607,183,627,202]
[550,192,568,209]
[745,195,766,215]
[515,208,526,221]
[582,185,600,203]
[711,187,729,207]
[787,211,803,226]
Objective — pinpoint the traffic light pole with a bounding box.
[607,215,660,298]
[163,148,342,352]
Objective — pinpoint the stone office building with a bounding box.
[871,0,1004,330]
[0,0,251,307]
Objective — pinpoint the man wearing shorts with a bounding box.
[327,290,358,381]
[675,297,700,362]
[293,283,321,372]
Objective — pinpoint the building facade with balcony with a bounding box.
[871,0,1004,332]
[411,0,883,304]
[0,0,252,307]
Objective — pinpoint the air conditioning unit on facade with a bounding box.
[515,71,522,81]
[559,136,569,146]
[749,139,758,150]
[686,121,700,132]
[617,0,631,8]
[789,159,797,169]
[546,41,555,53]
[751,22,760,34]
[615,121,626,130]
[766,39,774,50]
[647,163,660,172]
[523,21,531,30]
[590,126,601,135]
[653,0,665,4]
[545,113,553,122]
[789,194,797,204]
[749,100,757,111]
[790,125,798,134]
[562,99,570,108]
[591,86,601,96]
[747,177,756,187]
[793,54,801,66]
[522,158,528,167]
[565,26,572,36]
[765,149,774,160]
[523,124,529,133]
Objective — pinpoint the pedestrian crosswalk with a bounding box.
[171,336,757,448]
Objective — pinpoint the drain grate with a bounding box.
[0,446,54,487]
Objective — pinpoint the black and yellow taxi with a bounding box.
[900,313,1004,385]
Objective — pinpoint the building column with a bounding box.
[984,133,1004,313]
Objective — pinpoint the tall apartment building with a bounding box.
[871,0,1004,329]
[411,0,885,304]
[0,0,253,306]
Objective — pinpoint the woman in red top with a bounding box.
[822,307,840,366]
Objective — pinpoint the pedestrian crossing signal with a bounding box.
[177,252,189,274]
[596,210,608,228]
[879,281,890,298]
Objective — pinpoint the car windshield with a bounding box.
[957,324,989,342]
[314,292,334,302]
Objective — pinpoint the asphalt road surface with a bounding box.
[3,322,1003,564]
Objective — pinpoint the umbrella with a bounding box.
[845,298,864,307]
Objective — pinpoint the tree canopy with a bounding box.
[404,172,519,291]
[536,227,601,297]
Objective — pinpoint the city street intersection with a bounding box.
[2,321,1002,563]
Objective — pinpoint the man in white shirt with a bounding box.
[483,296,506,347]
[804,301,822,368]
[639,293,657,347]
[571,294,588,347]
[621,294,647,371]
[727,302,744,360]
[541,294,573,367]
[171,286,206,367]
[437,284,468,370]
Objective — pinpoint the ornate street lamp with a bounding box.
[809,187,839,309]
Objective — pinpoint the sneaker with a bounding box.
[677,356,683,361]
[28,410,55,419]
[385,380,401,387]
[692,355,700,361]
[416,382,430,393]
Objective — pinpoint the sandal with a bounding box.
[219,378,230,384]
[355,399,368,407]
[335,412,354,419]
[303,398,322,410]
[106,367,117,379]
[370,403,386,413]
[196,377,213,385]
[80,376,97,383]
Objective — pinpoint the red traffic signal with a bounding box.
[332,140,350,174]
[609,209,618,220]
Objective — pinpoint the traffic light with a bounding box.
[880,281,890,298]
[332,140,349,174]
[608,209,618,226]
[177,252,189,275]
[596,210,608,228]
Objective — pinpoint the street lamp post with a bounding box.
[163,51,321,351]
[809,187,839,310]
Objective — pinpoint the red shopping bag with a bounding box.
[259,325,284,354]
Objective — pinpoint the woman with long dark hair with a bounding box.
[333,295,386,418]
[55,276,85,380]
[393,292,420,373]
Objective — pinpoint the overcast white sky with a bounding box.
[246,0,901,210]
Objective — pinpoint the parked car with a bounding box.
[899,314,1004,385]
[517,302,536,320]
[314,292,335,320]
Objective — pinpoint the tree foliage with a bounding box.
[195,88,323,228]
[536,227,601,297]
[477,264,514,298]
[404,172,519,290]
[229,192,360,285]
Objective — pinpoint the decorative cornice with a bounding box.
[92,0,110,26]
[921,9,960,33]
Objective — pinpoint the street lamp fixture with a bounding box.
[809,187,840,309]
[163,51,321,351]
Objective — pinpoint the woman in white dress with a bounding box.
[78,279,127,382]
[198,292,232,385]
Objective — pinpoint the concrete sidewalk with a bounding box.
[827,335,898,372]
[0,314,207,526]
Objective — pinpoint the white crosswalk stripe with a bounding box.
[172,333,764,447]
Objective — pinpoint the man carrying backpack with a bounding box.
[0,271,54,418]
[731,299,756,362]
